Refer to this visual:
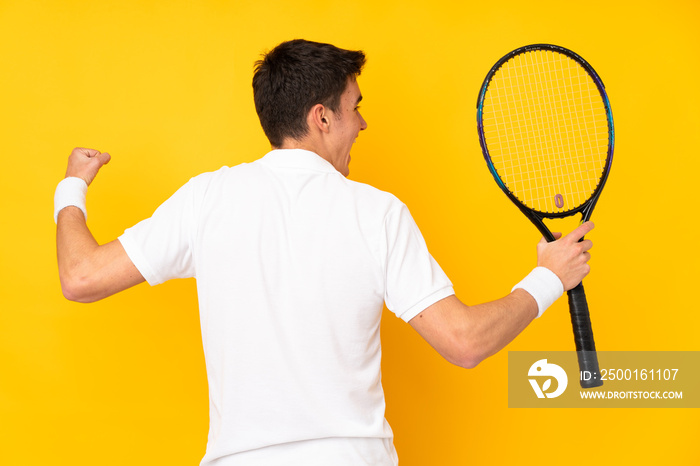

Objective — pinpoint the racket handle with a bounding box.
[567,282,603,388]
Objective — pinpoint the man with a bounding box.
[55,39,593,465]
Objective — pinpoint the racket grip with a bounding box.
[567,282,603,388]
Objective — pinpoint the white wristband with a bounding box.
[54,177,88,223]
[512,266,564,318]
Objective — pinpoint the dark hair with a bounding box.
[252,39,366,147]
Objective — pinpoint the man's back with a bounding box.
[118,149,453,464]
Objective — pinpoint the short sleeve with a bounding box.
[383,203,454,322]
[118,179,197,285]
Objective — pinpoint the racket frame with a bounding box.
[477,44,615,235]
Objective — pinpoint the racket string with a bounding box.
[483,50,609,214]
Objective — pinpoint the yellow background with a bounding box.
[1,0,698,464]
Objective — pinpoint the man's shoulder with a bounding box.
[186,161,261,187]
[343,177,397,198]
[340,177,406,213]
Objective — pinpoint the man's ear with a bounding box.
[308,103,331,133]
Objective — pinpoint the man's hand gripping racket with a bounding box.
[477,44,614,388]
[537,223,594,292]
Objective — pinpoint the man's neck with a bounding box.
[277,139,327,163]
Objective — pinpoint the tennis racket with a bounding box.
[476,44,614,388]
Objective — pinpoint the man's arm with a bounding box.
[56,148,145,303]
[410,222,594,368]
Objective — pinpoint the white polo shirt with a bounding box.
[118,149,454,465]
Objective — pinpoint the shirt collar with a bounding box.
[260,149,338,174]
